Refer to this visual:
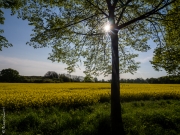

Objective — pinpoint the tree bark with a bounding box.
[110,31,125,135]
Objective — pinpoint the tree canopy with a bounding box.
[6,0,159,75]
[150,0,180,76]
[84,74,93,82]
[44,71,59,79]
[1,0,178,76]
[0,68,20,82]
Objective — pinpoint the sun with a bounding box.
[104,24,111,32]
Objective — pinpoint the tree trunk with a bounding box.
[110,31,125,135]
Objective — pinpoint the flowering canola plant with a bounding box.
[0,83,180,110]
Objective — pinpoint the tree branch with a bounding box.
[116,0,132,25]
[113,0,119,8]
[73,32,104,36]
[117,0,176,30]
[146,18,164,52]
[55,14,97,31]
[86,0,109,17]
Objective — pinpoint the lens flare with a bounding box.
[104,24,111,32]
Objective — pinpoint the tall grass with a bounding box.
[1,100,180,135]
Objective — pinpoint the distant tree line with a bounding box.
[1,68,180,84]
[0,69,97,83]
[115,76,180,84]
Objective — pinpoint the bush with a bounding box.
[0,68,20,82]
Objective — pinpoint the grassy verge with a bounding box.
[1,100,180,135]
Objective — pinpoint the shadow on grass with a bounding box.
[4,100,180,135]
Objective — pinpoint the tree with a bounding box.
[102,79,105,82]
[94,77,98,82]
[150,0,180,76]
[84,74,93,82]
[3,0,178,134]
[73,76,81,82]
[0,68,20,82]
[44,71,59,79]
[59,74,71,82]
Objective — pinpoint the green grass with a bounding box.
[1,100,180,135]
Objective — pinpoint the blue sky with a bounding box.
[0,9,167,80]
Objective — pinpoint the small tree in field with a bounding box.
[0,68,20,82]
[59,74,71,82]
[84,74,93,82]
[94,77,98,82]
[1,0,179,134]
[44,71,59,79]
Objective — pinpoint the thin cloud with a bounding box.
[0,55,84,76]
[136,56,152,63]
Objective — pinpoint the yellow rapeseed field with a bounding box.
[0,83,180,110]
